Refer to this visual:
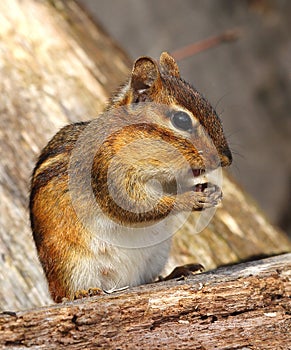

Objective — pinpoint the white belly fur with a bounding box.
[69,226,172,293]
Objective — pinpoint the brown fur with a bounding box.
[30,52,232,301]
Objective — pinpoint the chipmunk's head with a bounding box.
[109,52,232,171]
[98,53,233,218]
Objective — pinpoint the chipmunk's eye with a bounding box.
[170,111,193,132]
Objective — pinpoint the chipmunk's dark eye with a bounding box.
[170,111,193,132]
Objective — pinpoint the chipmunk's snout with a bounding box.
[220,147,232,167]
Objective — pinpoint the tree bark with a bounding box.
[0,0,290,313]
[1,253,290,349]
[0,0,130,311]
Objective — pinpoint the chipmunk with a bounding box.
[30,52,232,302]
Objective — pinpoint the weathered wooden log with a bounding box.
[1,253,290,349]
[0,0,130,310]
[0,0,290,312]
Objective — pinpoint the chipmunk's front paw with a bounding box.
[202,183,222,206]
[177,183,222,211]
[74,287,103,300]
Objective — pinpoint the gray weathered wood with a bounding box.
[0,253,290,349]
[0,0,130,310]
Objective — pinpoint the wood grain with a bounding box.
[1,253,290,349]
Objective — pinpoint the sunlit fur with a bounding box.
[30,52,232,302]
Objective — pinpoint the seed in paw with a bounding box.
[193,183,208,192]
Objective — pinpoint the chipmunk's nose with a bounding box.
[220,147,232,167]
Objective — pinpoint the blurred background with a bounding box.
[77,0,291,236]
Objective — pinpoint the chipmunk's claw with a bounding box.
[160,263,204,281]
[73,287,103,300]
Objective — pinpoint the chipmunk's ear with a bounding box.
[131,56,161,94]
[159,52,180,78]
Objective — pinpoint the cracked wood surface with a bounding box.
[1,254,291,349]
[0,0,290,313]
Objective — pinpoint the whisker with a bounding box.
[214,92,232,111]
[224,127,244,139]
[228,162,241,177]
[231,150,245,160]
